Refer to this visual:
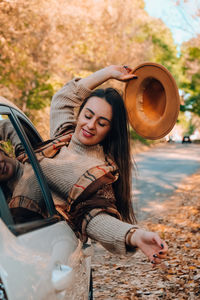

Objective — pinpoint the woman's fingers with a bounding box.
[151,252,168,265]
[157,254,167,260]
[153,235,168,253]
[151,257,162,265]
[110,65,138,81]
[123,65,133,73]
[150,239,168,264]
[123,65,130,69]
[132,229,168,265]
[118,71,138,81]
[153,252,167,259]
[121,74,138,81]
[150,239,168,265]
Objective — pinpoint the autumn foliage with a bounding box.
[0,0,179,129]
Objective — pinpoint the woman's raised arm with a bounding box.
[78,65,137,90]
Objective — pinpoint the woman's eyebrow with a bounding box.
[86,108,111,123]
[86,108,95,115]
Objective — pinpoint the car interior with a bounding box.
[0,109,61,236]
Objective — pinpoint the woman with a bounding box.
[49,64,168,264]
[0,65,168,265]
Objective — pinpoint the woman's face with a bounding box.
[74,96,112,146]
[0,150,16,182]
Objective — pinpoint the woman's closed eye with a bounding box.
[85,113,92,120]
[98,120,108,127]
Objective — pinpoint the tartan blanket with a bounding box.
[9,195,47,218]
[55,156,121,242]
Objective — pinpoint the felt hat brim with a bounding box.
[124,62,180,140]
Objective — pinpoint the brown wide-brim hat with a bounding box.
[124,62,180,140]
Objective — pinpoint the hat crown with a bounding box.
[140,77,166,121]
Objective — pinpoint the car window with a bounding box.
[16,112,43,150]
[0,114,58,233]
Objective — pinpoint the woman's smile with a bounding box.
[81,128,95,138]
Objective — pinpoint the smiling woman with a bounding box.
[49,65,168,264]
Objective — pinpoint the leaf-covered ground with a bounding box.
[91,170,200,299]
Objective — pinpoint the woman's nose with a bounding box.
[87,118,96,129]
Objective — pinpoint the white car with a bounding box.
[0,97,93,300]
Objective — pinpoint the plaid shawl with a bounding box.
[16,130,121,241]
[9,195,47,218]
[56,156,121,242]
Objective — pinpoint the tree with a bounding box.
[138,17,180,82]
[0,0,54,120]
[179,36,200,115]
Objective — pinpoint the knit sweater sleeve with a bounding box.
[86,213,139,256]
[50,78,92,138]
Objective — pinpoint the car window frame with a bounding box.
[0,104,61,235]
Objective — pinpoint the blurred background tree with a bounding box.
[179,37,200,115]
[0,0,199,139]
[0,1,54,112]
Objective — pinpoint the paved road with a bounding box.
[132,143,200,220]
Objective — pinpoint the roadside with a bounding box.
[91,169,200,300]
[131,139,164,155]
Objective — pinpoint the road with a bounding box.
[132,142,200,220]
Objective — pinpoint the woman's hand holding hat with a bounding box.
[108,65,138,82]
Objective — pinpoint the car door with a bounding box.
[0,101,92,300]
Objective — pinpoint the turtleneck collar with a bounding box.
[68,134,105,161]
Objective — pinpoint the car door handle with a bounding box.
[51,264,74,291]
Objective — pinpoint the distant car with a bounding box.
[0,97,93,300]
[182,136,192,144]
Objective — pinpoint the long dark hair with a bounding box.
[79,88,136,224]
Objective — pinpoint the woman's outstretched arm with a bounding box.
[86,213,168,265]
